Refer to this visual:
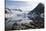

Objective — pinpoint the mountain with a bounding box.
[28,3,44,21]
[5,3,44,30]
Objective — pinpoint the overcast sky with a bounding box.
[6,0,44,11]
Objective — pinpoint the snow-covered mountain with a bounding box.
[5,3,44,30]
[5,7,33,30]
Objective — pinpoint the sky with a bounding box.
[6,0,44,11]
